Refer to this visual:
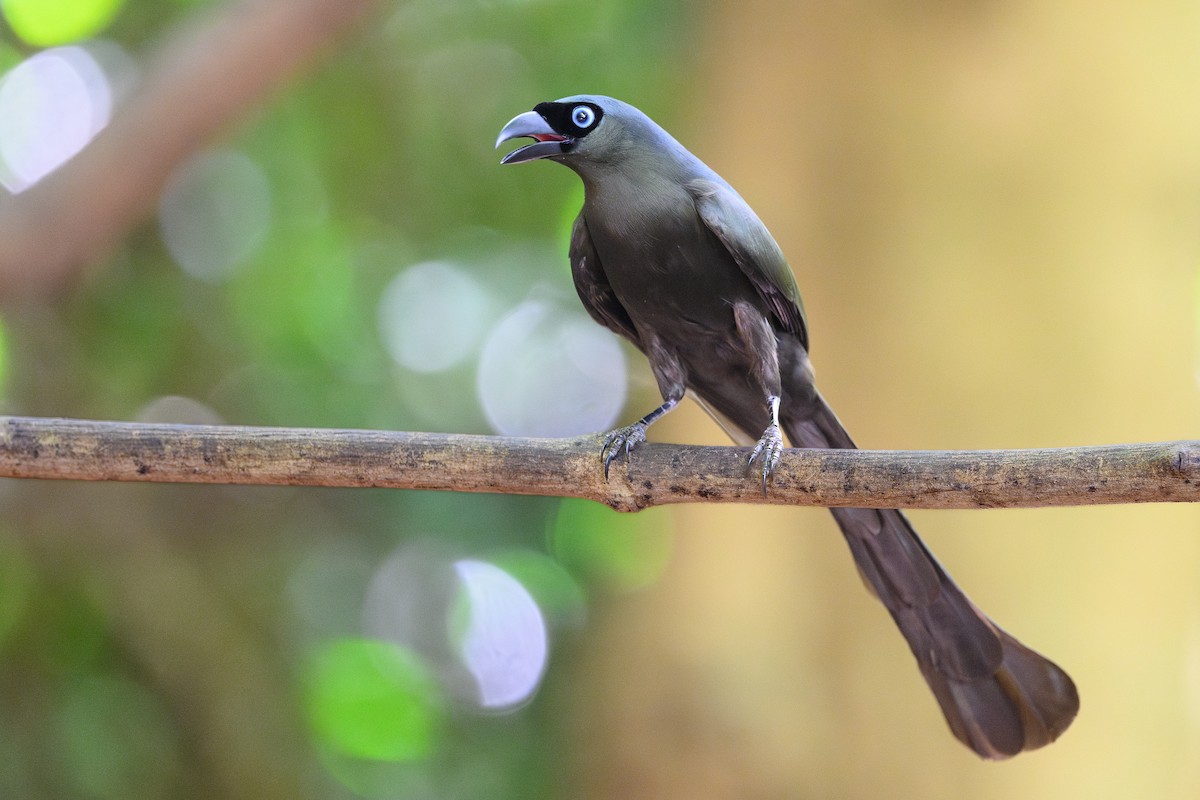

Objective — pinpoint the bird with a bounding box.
[495,95,1079,758]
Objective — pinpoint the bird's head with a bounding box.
[495,95,640,169]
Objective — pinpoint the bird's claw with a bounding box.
[601,423,648,479]
[747,423,784,495]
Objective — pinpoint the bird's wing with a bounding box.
[569,212,641,345]
[687,178,808,349]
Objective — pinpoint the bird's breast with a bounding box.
[582,193,760,343]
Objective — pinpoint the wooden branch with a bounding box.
[1,416,1197,512]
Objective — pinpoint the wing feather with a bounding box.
[687,179,808,349]
[569,213,640,346]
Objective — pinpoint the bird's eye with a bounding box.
[571,105,595,129]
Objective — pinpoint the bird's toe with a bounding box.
[601,423,647,479]
[747,424,784,494]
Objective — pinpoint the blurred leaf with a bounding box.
[0,533,33,649]
[0,314,12,395]
[1,0,125,46]
[305,638,443,763]
[56,675,178,800]
[0,40,20,73]
[489,547,587,629]
[35,581,109,673]
[548,499,673,591]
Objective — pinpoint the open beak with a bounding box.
[495,110,571,164]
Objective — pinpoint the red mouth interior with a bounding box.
[530,133,568,143]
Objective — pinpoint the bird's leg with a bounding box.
[601,335,687,479]
[747,394,784,494]
[601,397,679,478]
[731,302,786,493]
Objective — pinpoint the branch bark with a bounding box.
[2,416,1197,511]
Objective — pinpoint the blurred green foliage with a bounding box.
[305,639,443,762]
[0,0,126,47]
[0,0,694,798]
[0,38,17,71]
[0,534,33,647]
[550,499,673,592]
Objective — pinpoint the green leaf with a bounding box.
[305,639,443,762]
[549,499,673,591]
[1,0,126,47]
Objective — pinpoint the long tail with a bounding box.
[782,393,1079,758]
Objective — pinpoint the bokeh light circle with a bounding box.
[477,299,626,436]
[451,559,548,710]
[0,46,112,192]
[488,548,587,630]
[378,261,493,373]
[1,0,125,47]
[158,149,272,282]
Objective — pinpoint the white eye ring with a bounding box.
[571,105,595,129]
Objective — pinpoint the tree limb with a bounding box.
[1,416,1197,511]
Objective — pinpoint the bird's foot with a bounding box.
[601,422,648,479]
[747,423,784,495]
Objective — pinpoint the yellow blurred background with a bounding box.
[573,2,1200,798]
